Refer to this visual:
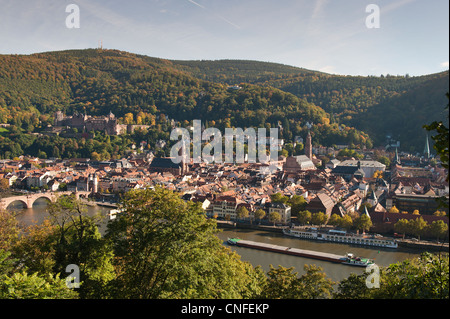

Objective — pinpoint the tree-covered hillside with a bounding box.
[171,59,449,152]
[0,49,372,159]
[0,49,447,159]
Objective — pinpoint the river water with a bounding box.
[11,198,424,283]
[216,228,423,282]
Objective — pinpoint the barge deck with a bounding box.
[227,238,345,263]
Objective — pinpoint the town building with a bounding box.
[266,202,291,224]
[333,160,385,181]
[148,157,189,176]
[306,192,335,218]
[392,193,446,215]
[283,155,316,172]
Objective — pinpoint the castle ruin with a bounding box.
[54,111,150,135]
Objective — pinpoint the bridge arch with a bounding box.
[0,191,91,211]
[31,196,52,207]
[5,199,28,210]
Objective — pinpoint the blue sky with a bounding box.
[0,0,448,76]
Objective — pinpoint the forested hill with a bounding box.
[0,49,448,160]
[0,49,330,129]
[171,59,324,84]
[171,59,449,152]
[0,49,373,159]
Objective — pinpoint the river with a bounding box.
[11,198,424,283]
[215,228,424,282]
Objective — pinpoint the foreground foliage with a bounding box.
[0,188,448,299]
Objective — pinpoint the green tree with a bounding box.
[354,214,373,233]
[410,217,428,240]
[297,210,312,225]
[46,195,115,298]
[0,178,10,193]
[423,93,449,182]
[394,219,410,239]
[270,192,289,204]
[254,209,266,223]
[261,264,334,299]
[377,156,391,168]
[424,93,449,209]
[334,273,373,299]
[311,212,327,227]
[0,271,78,299]
[261,265,302,299]
[428,220,448,242]
[389,206,400,213]
[298,264,335,299]
[106,187,264,298]
[0,249,17,277]
[269,211,282,226]
[236,205,249,221]
[13,220,57,275]
[373,252,449,299]
[335,252,449,299]
[327,214,343,227]
[91,151,101,161]
[294,143,304,155]
[0,210,20,251]
[287,195,307,216]
[340,214,353,230]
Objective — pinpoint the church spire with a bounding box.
[305,130,312,159]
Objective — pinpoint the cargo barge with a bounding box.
[227,238,373,266]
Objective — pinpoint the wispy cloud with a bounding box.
[441,61,449,68]
[311,0,328,20]
[318,65,337,74]
[185,0,241,29]
[187,0,206,10]
[77,0,136,30]
[381,0,417,14]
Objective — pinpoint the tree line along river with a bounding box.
[11,198,425,283]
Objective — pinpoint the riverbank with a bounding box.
[216,220,449,253]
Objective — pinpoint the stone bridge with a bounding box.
[0,191,92,210]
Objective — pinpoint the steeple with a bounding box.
[367,190,378,207]
[305,130,312,160]
[179,137,189,175]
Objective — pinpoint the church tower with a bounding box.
[178,138,189,175]
[305,131,312,159]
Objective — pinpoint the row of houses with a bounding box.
[1,152,448,229]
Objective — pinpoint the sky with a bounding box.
[0,0,448,76]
